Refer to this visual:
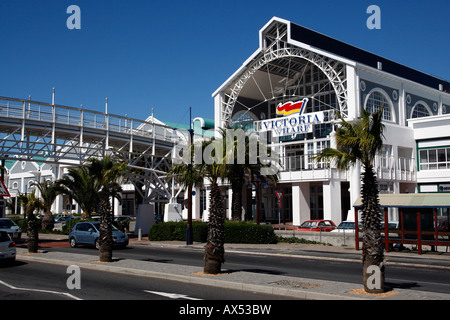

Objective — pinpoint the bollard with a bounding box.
[138,228,142,241]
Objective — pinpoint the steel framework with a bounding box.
[220,20,347,125]
[0,96,179,204]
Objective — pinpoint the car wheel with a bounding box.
[95,239,100,250]
[69,237,77,248]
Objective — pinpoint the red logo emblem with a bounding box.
[276,98,308,116]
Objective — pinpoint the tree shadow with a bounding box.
[140,258,173,263]
[224,268,285,276]
[385,281,421,291]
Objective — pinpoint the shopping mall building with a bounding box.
[211,17,450,226]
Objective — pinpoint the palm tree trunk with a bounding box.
[41,210,55,231]
[81,211,90,221]
[99,190,113,262]
[231,173,244,221]
[27,212,39,253]
[204,181,225,274]
[361,165,385,293]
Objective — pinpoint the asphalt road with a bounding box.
[44,244,450,295]
[0,259,296,300]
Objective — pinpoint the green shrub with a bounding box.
[224,221,277,244]
[149,221,208,242]
[149,220,277,244]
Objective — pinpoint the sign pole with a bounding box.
[275,190,284,230]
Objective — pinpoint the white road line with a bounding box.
[144,290,202,300]
[0,280,82,300]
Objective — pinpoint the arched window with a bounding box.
[365,89,394,122]
[231,112,257,132]
[410,102,431,119]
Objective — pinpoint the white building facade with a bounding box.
[212,17,450,226]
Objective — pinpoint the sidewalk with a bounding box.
[15,234,450,300]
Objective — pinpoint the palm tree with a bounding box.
[88,156,128,262]
[18,191,44,253]
[315,108,386,293]
[197,137,229,274]
[222,127,279,221]
[57,166,100,220]
[166,161,203,245]
[31,179,59,231]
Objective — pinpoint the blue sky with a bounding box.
[1,0,449,125]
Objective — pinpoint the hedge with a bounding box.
[148,221,207,242]
[148,221,277,244]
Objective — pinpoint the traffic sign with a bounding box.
[0,178,9,197]
[275,190,284,209]
[275,190,284,201]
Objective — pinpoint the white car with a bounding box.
[0,218,22,240]
[0,231,16,265]
[331,221,361,233]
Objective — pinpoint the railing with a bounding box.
[280,153,416,181]
[0,96,178,144]
[281,154,330,172]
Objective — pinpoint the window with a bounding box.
[379,182,394,194]
[231,112,256,132]
[419,147,450,170]
[379,145,392,169]
[365,90,393,122]
[411,103,431,119]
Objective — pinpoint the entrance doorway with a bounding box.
[310,183,323,220]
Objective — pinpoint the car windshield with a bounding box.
[91,222,120,231]
[0,231,10,242]
[338,222,354,229]
[300,221,318,228]
[0,219,16,228]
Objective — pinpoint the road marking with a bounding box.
[277,250,293,254]
[0,280,82,300]
[144,290,202,300]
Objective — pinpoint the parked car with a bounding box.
[296,220,336,232]
[0,231,16,265]
[331,221,362,233]
[54,214,69,223]
[437,216,449,231]
[69,221,129,249]
[0,218,22,240]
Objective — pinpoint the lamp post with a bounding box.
[186,107,194,245]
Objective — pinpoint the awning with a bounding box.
[353,193,450,208]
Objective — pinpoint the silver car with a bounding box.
[0,231,16,265]
[0,218,22,240]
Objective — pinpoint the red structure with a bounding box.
[354,194,450,254]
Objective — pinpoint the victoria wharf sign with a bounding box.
[254,98,324,138]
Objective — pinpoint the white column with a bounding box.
[323,177,342,225]
[192,187,201,220]
[292,182,310,226]
[227,188,232,220]
[346,65,359,119]
[113,194,122,217]
[203,186,211,222]
[213,94,224,136]
[348,163,361,221]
